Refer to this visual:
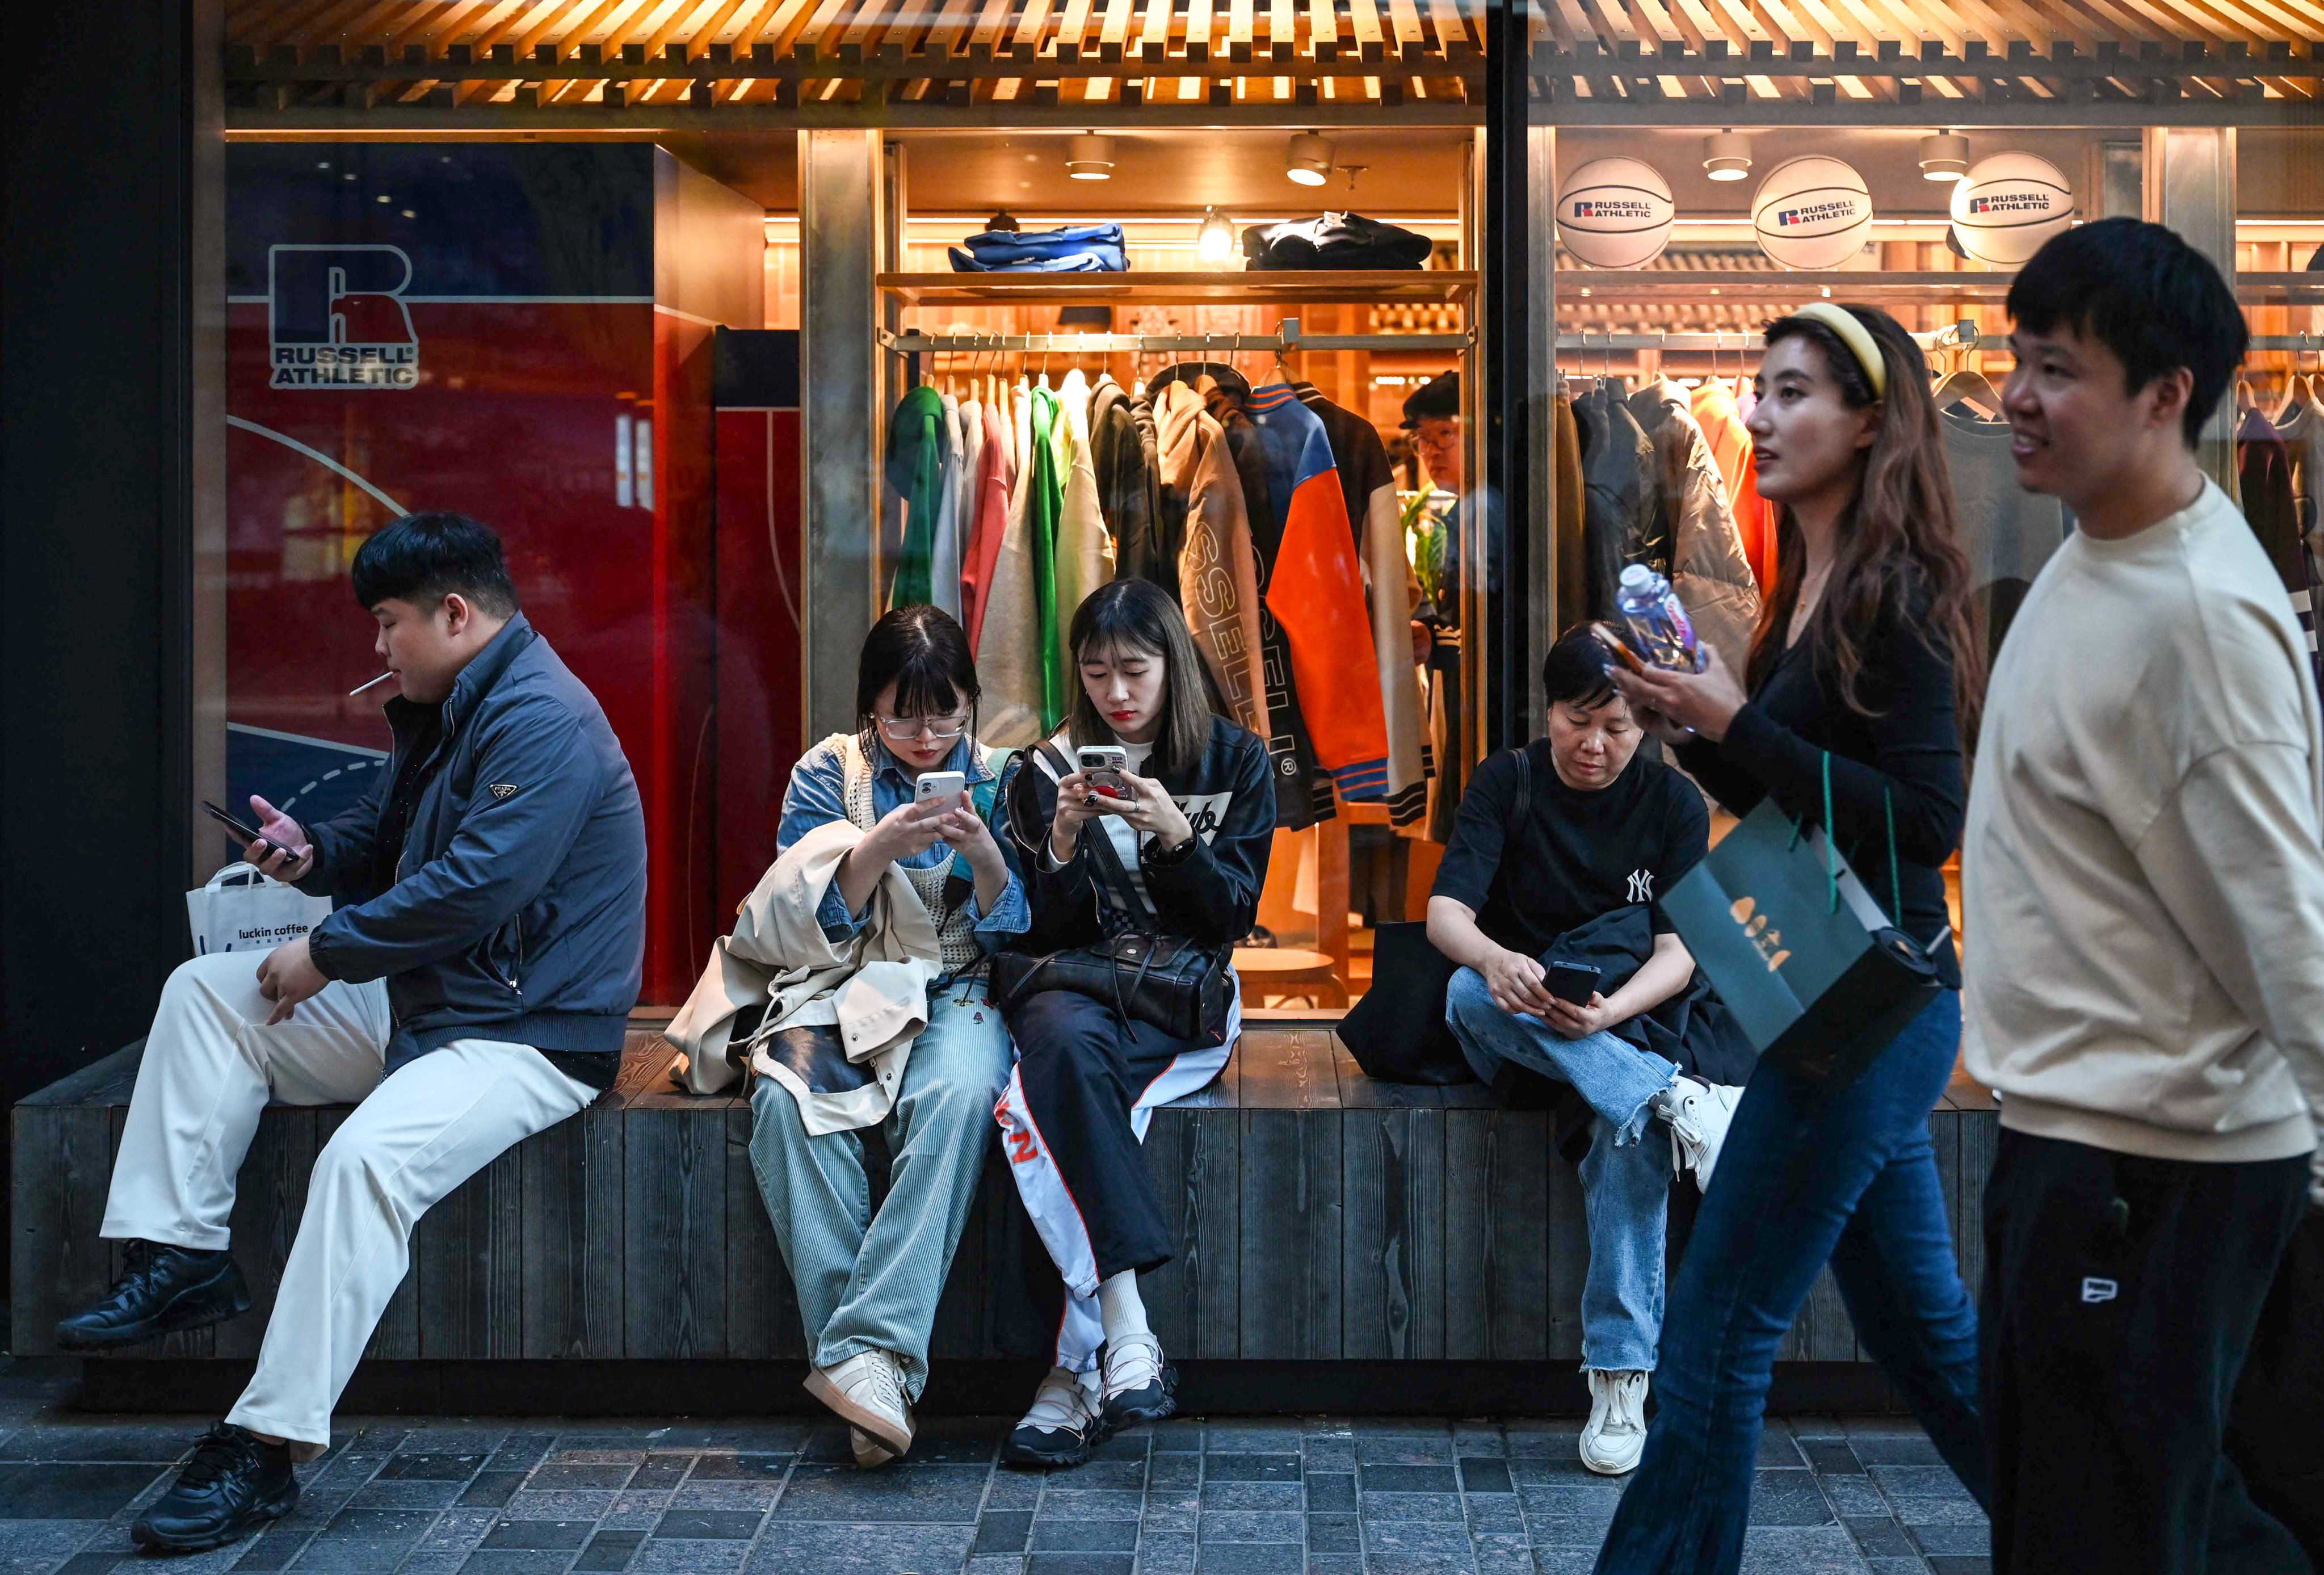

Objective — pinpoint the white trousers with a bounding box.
[100,951,594,1449]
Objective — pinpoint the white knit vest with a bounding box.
[839,733,985,976]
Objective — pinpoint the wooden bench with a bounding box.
[11,1024,1997,1394]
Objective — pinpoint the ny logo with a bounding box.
[1627,869,1654,904]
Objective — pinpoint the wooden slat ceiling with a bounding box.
[225,0,2324,115]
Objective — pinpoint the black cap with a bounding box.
[1401,371,1460,429]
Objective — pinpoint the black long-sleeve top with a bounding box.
[1676,578,1966,986]
[1003,715,1276,954]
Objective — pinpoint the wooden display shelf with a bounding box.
[879,270,1478,307]
[2238,274,2324,305]
[1558,269,2015,302]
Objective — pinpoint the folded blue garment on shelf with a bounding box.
[949,223,1128,273]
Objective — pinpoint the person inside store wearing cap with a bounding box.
[1404,371,1464,669]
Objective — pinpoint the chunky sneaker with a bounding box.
[1579,1370,1649,1476]
[129,1423,298,1553]
[1098,1333,1176,1431]
[804,1349,913,1461]
[1006,1366,1108,1468]
[55,1240,251,1350]
[1655,1077,1744,1194]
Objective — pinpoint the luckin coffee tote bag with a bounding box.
[1658,756,1941,1087]
[186,863,332,956]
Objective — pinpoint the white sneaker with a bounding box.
[1579,1369,1649,1475]
[1099,1332,1177,1429]
[1655,1077,1743,1193]
[804,1349,913,1462]
[848,1426,894,1468]
[1004,1365,1106,1468]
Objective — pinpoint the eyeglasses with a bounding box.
[873,712,970,741]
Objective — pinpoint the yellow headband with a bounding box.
[1790,302,1888,400]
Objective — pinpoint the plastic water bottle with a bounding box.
[1615,564,1706,673]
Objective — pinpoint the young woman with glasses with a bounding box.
[746,604,1028,1469]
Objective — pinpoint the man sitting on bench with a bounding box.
[54,512,647,1555]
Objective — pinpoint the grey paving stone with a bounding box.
[348,1478,470,1510]
[1863,1560,1931,1574]
[1363,1521,1475,1557]
[1749,1470,1834,1526]
[1848,1436,1943,1467]
[1907,1524,1988,1557]
[1360,1492,1466,1523]
[1463,1494,1525,1535]
[1200,1425,1306,1453]
[1026,1555,1133,1575]
[984,1471,1045,1509]
[1031,1520,1138,1552]
[1189,1544,1298,1574]
[1150,1422,1203,1454]
[1362,1465,1459,1494]
[572,1530,645,1573]
[1845,1517,1919,1556]
[743,1519,976,1574]
[1040,1492,1147,1522]
[1520,1517,1618,1552]
[1507,1457,1601,1486]
[1452,1428,1505,1459]
[653,1509,765,1539]
[418,1509,505,1552]
[1759,1431,1807,1469]
[375,1455,487,1482]
[1356,1436,1456,1466]
[1894,1499,1988,1527]
[0,1464,164,1520]
[1199,1483,1301,1513]
[1734,1523,1870,1574]
[1049,1463,1148,1493]
[977,1510,1036,1553]
[1302,1558,1367,1575]
[1923,1559,1990,1574]
[769,1464,990,1523]
[625,1458,690,1492]
[286,1538,430,1572]
[502,1492,619,1521]
[1090,1434,1152,1464]
[599,1493,670,1529]
[1788,1417,1852,1440]
[487,1435,557,1471]
[395,1555,473,1575]
[1515,1484,1624,1521]
[1307,1514,1360,1552]
[527,1465,634,1492]
[1302,1475,1355,1514]
[1297,1438,1354,1472]
[1202,1455,1300,1483]
[1473,1535,1536,1575]
[483,1519,597,1549]
[1134,1530,1196,1574]
[968,1559,1027,1575]
[669,1482,780,1511]
[0,1425,191,1464]
[1800,1441,1865,1475]
[630,1538,752,1573]
[1531,1553,1603,1575]
[1196,1511,1302,1543]
[1458,1459,1514,1494]
[453,1553,578,1575]
[905,1423,1006,1465]
[1868,1467,1971,1501]
[1821,1476,1890,1518]
[1140,1495,1199,1534]
[456,1472,527,1509]
[1147,1457,1200,1490]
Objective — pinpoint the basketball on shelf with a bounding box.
[1751,156,1875,270]
[1949,152,2075,266]
[1555,158,1677,270]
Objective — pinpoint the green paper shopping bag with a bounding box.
[1659,755,1944,1087]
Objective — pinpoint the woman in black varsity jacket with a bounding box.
[994,578,1275,1468]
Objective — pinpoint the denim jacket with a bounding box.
[776,732,1028,975]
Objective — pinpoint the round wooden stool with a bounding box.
[1233,946,1347,1009]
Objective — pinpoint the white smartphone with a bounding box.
[1075,745,1133,807]
[913,770,966,810]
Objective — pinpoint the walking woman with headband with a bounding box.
[1594,302,1990,1570]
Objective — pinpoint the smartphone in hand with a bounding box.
[203,800,301,863]
[1545,959,1603,1005]
[913,771,967,813]
[1075,745,1133,807]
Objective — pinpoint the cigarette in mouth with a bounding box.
[349,671,397,696]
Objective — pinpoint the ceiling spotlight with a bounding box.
[1919,132,1971,182]
[1066,133,1116,180]
[1196,206,1236,263]
[1702,130,1751,183]
[1285,132,1335,187]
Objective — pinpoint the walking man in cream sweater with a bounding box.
[1963,218,2324,1573]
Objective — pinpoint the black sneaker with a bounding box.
[53,1240,251,1350]
[1005,1366,1108,1468]
[1098,1334,1178,1430]
[130,1423,298,1553]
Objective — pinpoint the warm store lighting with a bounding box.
[1197,207,1236,263]
[1919,133,1971,181]
[1703,131,1751,182]
[1285,133,1335,187]
[1066,133,1116,180]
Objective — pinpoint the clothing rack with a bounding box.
[1553,321,1980,354]
[2250,334,2324,351]
[879,317,1472,356]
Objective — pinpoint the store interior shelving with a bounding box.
[875,270,1479,307]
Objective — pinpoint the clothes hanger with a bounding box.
[1932,356,2002,419]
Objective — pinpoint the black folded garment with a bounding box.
[1241,212,1434,271]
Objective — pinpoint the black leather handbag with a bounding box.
[989,746,1236,1045]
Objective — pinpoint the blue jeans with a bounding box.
[1594,990,1986,1575]
[1446,967,1678,1372]
[747,981,1013,1403]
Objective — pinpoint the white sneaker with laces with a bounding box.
[847,1427,893,1469]
[804,1349,913,1462]
[1005,1366,1107,1467]
[1098,1332,1177,1429]
[1655,1076,1744,1193]
[1579,1368,1649,1476]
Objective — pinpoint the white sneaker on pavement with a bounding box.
[848,1427,893,1469]
[1005,1365,1107,1468]
[1098,1332,1178,1430]
[1579,1368,1649,1475]
[1655,1076,1744,1193]
[804,1349,913,1462]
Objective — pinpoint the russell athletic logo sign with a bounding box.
[268,244,420,390]
[1775,199,1861,228]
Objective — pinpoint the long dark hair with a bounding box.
[855,604,980,753]
[1749,305,1986,745]
[1066,579,1217,778]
